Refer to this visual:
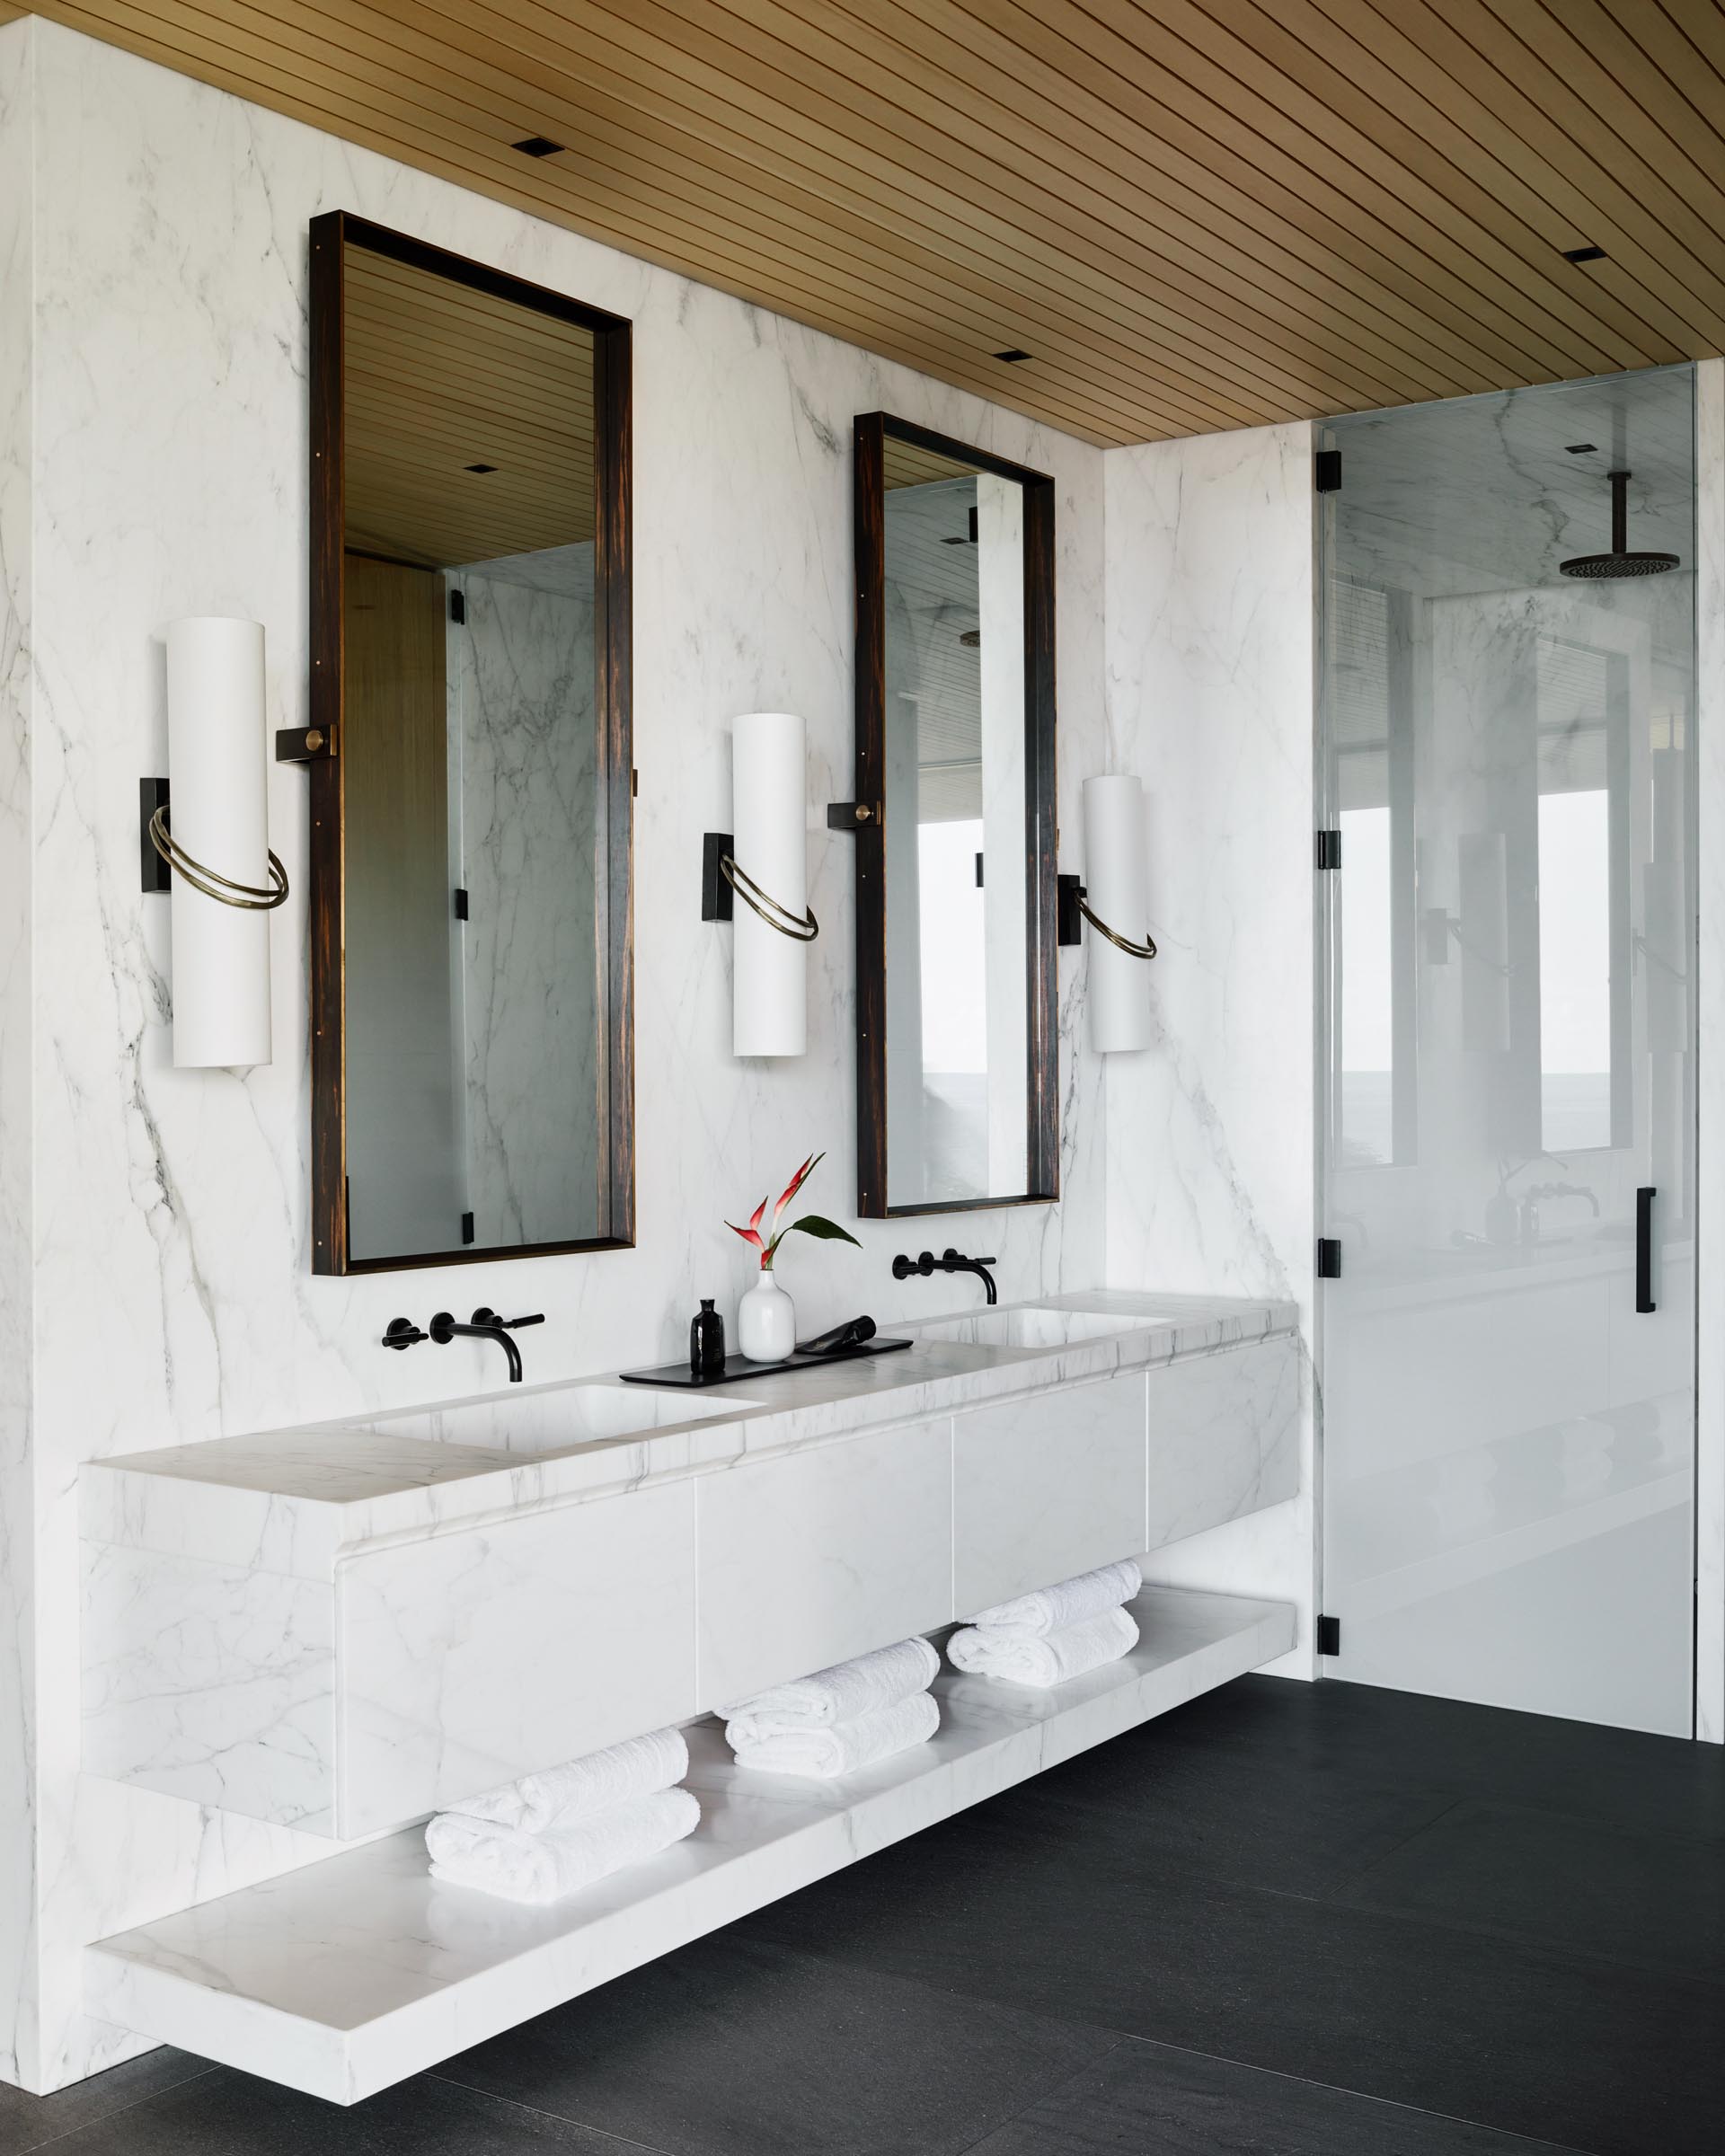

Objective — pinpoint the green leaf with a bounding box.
[784,1214,862,1247]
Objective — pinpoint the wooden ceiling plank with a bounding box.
[1561,0,1725,165]
[416,0,1446,407]
[1226,0,1716,359]
[1652,0,1725,86]
[49,0,1188,441]
[1375,0,1725,345]
[1110,0,1657,371]
[895,0,1482,397]
[691,0,1588,380]
[956,0,1581,384]
[595,0,1535,396]
[145,0,1257,439]
[418,0,1400,416]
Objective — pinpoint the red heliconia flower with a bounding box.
[725,1151,860,1269]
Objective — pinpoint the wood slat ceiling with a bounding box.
[13,0,1725,446]
[343,241,595,566]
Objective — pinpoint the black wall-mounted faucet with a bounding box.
[385,1306,544,1383]
[891,1248,999,1306]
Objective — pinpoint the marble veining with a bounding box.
[81,1302,1296,1837]
[0,13,1109,2086]
[83,1586,1295,2104]
[1101,424,1318,1672]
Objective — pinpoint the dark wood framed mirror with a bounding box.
[307,212,633,1274]
[852,413,1058,1219]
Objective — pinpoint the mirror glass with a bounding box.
[854,418,1056,1217]
[323,225,631,1268]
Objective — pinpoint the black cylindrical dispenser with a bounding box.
[690,1298,726,1376]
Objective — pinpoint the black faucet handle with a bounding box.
[383,1317,427,1350]
[472,1306,544,1330]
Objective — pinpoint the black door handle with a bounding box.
[1635,1186,1656,1314]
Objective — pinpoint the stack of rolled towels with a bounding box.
[723,1636,941,1778]
[425,1726,699,1905]
[947,1559,1143,1687]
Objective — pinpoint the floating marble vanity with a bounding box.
[81,1292,1299,2099]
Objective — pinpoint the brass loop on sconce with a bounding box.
[1076,892,1156,961]
[147,805,289,912]
[720,854,818,942]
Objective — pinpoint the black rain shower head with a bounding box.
[1560,468,1679,579]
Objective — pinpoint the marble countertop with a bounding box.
[81,1290,1296,1574]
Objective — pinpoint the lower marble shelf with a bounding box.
[84,1585,1294,2105]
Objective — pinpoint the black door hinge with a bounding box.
[461,1210,474,1246]
[1315,829,1341,870]
[1316,1614,1341,1656]
[454,888,469,920]
[1315,449,1341,493]
[1317,1237,1342,1278]
[975,852,985,888]
[450,589,466,624]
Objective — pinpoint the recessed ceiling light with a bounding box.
[993,348,1031,363]
[1561,244,1606,264]
[465,462,499,473]
[512,136,565,158]
[1565,442,1598,455]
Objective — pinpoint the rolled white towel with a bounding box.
[721,1635,939,1732]
[454,1727,689,1833]
[726,1690,940,1779]
[948,1604,1140,1688]
[427,1787,700,1905]
[967,1560,1141,1638]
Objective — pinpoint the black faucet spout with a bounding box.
[429,1310,525,1382]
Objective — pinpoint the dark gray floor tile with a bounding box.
[1159,1677,1725,1845]
[969,2039,1591,2155]
[41,2068,655,2155]
[0,2049,211,2156]
[983,1719,1462,1897]
[740,1803,1724,2156]
[438,1931,1116,2156]
[1333,1798,1725,1982]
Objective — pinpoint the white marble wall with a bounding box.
[1100,423,1319,1677]
[0,22,37,2095]
[1698,357,1725,1744]
[0,16,1107,2090]
[452,552,603,1247]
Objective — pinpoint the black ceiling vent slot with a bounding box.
[1315,448,1341,493]
[1562,244,1606,263]
[512,136,565,157]
[993,348,1031,362]
[464,463,498,474]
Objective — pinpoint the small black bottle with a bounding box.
[690,1297,726,1376]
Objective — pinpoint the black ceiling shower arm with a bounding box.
[1610,467,1629,556]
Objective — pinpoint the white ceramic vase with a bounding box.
[739,1268,797,1363]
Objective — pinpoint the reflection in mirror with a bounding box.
[853,417,1057,1218]
[309,216,632,1272]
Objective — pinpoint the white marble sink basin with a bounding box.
[346,1382,756,1457]
[908,1305,1137,1350]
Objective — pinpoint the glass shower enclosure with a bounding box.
[1317,365,1697,1736]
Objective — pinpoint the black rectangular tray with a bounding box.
[618,1337,915,1389]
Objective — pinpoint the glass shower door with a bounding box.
[1318,367,1697,1736]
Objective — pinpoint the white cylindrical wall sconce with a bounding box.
[730,711,813,1057]
[1074,774,1155,1054]
[162,617,279,1069]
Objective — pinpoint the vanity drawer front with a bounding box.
[337,1480,696,1838]
[953,1374,1146,1618]
[1146,1334,1301,1550]
[696,1420,953,1707]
